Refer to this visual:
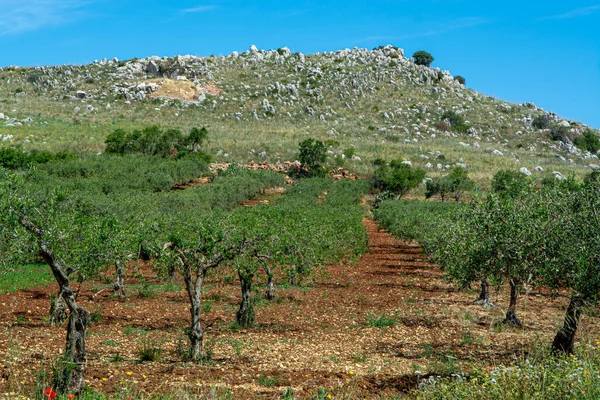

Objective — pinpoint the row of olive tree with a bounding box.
[434,173,600,354]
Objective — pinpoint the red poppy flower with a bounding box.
[68,394,75,399]
[43,387,57,400]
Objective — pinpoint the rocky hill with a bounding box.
[0,45,597,182]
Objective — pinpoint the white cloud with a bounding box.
[541,5,600,20]
[181,5,218,14]
[0,0,91,35]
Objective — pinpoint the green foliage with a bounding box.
[373,199,461,251]
[298,138,327,176]
[426,167,475,202]
[414,350,600,400]
[549,124,572,142]
[454,75,466,85]
[441,110,466,129]
[366,312,397,328]
[531,115,552,129]
[0,147,77,170]
[491,170,531,198]
[413,50,434,67]
[373,159,426,198]
[573,130,600,153]
[137,339,163,362]
[104,125,211,160]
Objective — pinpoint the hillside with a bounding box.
[0,45,598,182]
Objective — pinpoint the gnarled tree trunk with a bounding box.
[504,280,522,326]
[22,219,88,395]
[552,293,586,354]
[473,279,494,308]
[39,245,88,395]
[49,288,68,325]
[183,264,206,362]
[236,271,255,327]
[264,265,275,300]
[113,261,126,300]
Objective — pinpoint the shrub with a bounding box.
[573,130,600,153]
[137,339,162,362]
[441,110,465,126]
[454,75,466,85]
[104,125,211,159]
[373,159,426,198]
[0,147,77,170]
[531,115,552,130]
[298,138,327,176]
[412,51,434,67]
[549,125,572,143]
[491,170,531,198]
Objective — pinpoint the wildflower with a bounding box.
[143,374,147,379]
[68,395,75,399]
[126,371,132,376]
[348,370,355,376]
[42,388,57,400]
[327,394,332,399]
[102,377,108,381]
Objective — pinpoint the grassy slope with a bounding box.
[0,46,597,184]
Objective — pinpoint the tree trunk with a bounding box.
[552,293,586,354]
[264,265,275,300]
[504,280,522,326]
[113,261,126,300]
[472,279,494,308]
[183,264,206,362]
[21,219,88,395]
[236,272,255,327]
[454,191,460,202]
[49,288,68,325]
[61,305,88,394]
[440,192,445,202]
[288,264,298,286]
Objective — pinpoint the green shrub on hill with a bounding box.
[413,50,434,67]
[574,130,600,153]
[105,125,211,161]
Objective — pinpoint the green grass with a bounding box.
[0,264,54,294]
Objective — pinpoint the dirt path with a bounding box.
[1,219,598,399]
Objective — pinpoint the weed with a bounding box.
[137,339,163,362]
[366,312,397,328]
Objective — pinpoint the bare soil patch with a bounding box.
[1,220,598,398]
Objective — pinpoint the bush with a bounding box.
[413,51,434,67]
[441,110,465,126]
[373,159,426,198]
[549,125,572,143]
[573,130,600,153]
[104,125,211,159]
[531,115,552,130]
[298,138,327,176]
[0,147,77,170]
[454,75,466,85]
[491,170,531,198]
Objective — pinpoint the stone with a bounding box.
[146,61,160,76]
[402,161,412,166]
[553,171,565,180]
[534,166,544,172]
[519,167,532,176]
[492,149,503,156]
[75,91,87,99]
[425,162,432,169]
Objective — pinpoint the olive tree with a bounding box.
[0,170,122,394]
[373,159,425,199]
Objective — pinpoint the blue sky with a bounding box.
[0,1,598,128]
